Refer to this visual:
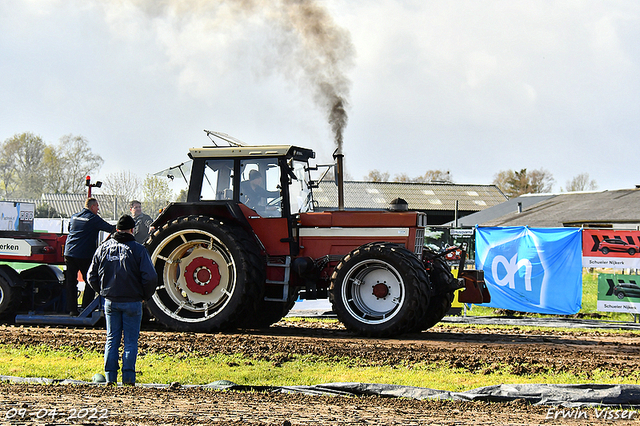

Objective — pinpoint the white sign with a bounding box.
[0,238,32,256]
[597,300,640,314]
[450,228,474,237]
[583,256,640,269]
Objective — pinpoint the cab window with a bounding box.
[200,159,234,201]
[239,158,282,217]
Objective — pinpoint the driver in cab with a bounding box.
[241,170,279,213]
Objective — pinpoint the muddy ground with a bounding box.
[0,320,639,425]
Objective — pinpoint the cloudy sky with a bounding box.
[1,0,639,193]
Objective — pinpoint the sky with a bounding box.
[1,0,639,194]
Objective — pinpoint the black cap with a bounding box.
[249,170,262,181]
[117,215,136,231]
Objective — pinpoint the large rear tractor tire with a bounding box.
[330,242,429,337]
[146,216,264,332]
[415,255,456,331]
[0,267,23,322]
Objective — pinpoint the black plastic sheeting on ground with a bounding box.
[2,375,639,408]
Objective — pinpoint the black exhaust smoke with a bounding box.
[127,0,353,150]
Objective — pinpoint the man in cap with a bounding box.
[87,215,157,386]
[241,169,279,212]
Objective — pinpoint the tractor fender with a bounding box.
[151,202,255,241]
[19,264,64,285]
[0,265,24,288]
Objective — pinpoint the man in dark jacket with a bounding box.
[64,197,116,315]
[87,215,157,386]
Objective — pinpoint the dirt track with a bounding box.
[1,320,639,425]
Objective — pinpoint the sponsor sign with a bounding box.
[450,228,474,237]
[475,227,582,315]
[597,273,640,314]
[0,238,32,256]
[582,229,640,269]
[0,201,34,232]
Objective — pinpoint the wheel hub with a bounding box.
[372,282,390,299]
[184,257,221,295]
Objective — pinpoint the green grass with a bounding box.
[463,270,638,322]
[1,344,639,391]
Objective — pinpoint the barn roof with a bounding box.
[314,181,507,212]
[478,189,640,229]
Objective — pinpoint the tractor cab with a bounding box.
[184,145,316,219]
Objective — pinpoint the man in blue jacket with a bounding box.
[64,198,115,315]
[87,215,157,386]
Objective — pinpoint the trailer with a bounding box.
[0,201,101,326]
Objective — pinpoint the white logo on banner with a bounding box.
[491,254,533,291]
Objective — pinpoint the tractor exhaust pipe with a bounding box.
[333,148,345,211]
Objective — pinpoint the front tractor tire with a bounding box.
[146,216,264,332]
[330,243,429,337]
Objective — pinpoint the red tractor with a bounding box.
[145,137,489,337]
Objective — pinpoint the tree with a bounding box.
[365,169,454,183]
[564,173,598,192]
[142,175,174,217]
[527,169,555,194]
[44,134,104,194]
[0,132,46,199]
[0,132,103,199]
[0,143,18,198]
[393,173,412,183]
[102,171,142,216]
[415,170,453,183]
[176,189,188,202]
[365,169,390,182]
[35,203,64,218]
[493,168,555,198]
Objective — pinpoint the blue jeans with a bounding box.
[104,300,143,385]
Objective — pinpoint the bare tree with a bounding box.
[142,175,174,217]
[527,168,555,193]
[393,173,412,183]
[415,169,453,183]
[365,169,453,183]
[365,169,390,182]
[40,134,104,194]
[493,168,555,198]
[55,135,104,193]
[564,173,598,192]
[102,171,142,216]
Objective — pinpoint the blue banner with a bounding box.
[475,227,582,315]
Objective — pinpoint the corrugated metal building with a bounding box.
[315,181,507,225]
[10,193,127,220]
